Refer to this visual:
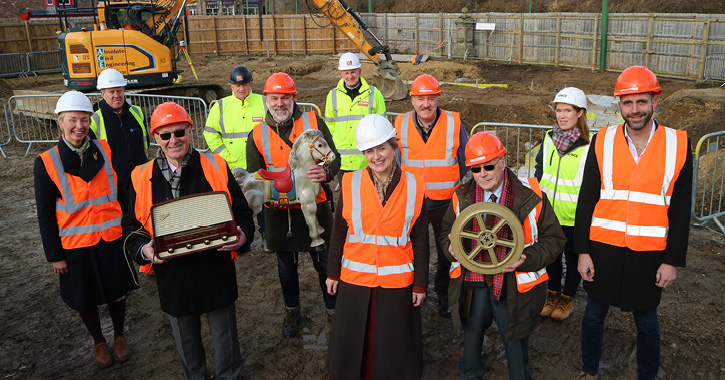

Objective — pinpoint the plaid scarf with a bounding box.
[156,148,193,198]
[551,123,581,155]
[465,172,513,301]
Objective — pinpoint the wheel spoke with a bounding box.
[486,248,499,265]
[459,231,479,240]
[498,239,516,248]
[491,218,507,234]
[474,214,485,230]
[466,245,483,261]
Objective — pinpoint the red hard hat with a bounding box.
[465,132,506,166]
[150,102,193,134]
[263,72,297,96]
[614,66,661,96]
[410,74,442,96]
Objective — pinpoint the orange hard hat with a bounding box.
[263,72,297,96]
[150,102,193,134]
[465,132,506,166]
[614,66,661,96]
[410,74,442,96]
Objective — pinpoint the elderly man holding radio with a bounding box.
[122,102,255,380]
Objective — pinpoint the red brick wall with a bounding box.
[0,0,94,20]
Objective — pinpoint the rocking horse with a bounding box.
[233,129,335,250]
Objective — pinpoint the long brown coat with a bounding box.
[439,169,566,341]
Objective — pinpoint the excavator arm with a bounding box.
[307,0,408,100]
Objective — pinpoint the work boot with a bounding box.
[93,342,113,368]
[438,299,452,318]
[575,371,599,380]
[113,336,131,362]
[282,306,300,337]
[551,294,574,320]
[540,290,559,318]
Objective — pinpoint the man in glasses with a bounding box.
[246,73,341,337]
[122,101,255,380]
[394,74,470,318]
[90,68,148,193]
[574,66,692,380]
[439,131,565,380]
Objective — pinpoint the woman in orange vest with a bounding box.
[325,114,429,380]
[34,91,138,368]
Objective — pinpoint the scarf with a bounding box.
[62,136,91,162]
[551,124,580,155]
[155,148,193,198]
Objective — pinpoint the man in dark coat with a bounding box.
[246,72,340,337]
[440,132,565,380]
[122,102,254,380]
[574,66,692,380]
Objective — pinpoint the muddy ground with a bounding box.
[1,55,724,380]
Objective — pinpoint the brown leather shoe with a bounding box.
[540,290,559,318]
[94,342,113,368]
[551,294,574,320]
[575,371,599,380]
[113,336,131,362]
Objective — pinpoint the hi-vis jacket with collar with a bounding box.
[324,77,386,171]
[204,93,267,169]
[448,177,549,293]
[39,139,123,249]
[590,123,688,251]
[90,104,147,149]
[340,169,425,288]
[394,110,461,200]
[251,110,327,204]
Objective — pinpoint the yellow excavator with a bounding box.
[58,0,225,101]
[307,0,408,100]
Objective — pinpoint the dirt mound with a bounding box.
[656,88,725,144]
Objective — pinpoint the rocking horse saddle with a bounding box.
[255,166,294,193]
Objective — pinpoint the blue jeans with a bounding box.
[581,296,660,380]
[276,250,336,310]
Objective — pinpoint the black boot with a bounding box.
[282,306,300,337]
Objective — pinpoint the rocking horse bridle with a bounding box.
[308,134,334,165]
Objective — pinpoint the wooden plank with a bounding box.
[271,14,277,54]
[243,15,249,55]
[212,16,219,56]
[24,21,33,53]
[555,13,560,66]
[302,15,307,55]
[698,20,710,81]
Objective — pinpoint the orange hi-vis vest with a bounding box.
[590,124,687,251]
[448,177,548,293]
[395,110,461,200]
[130,151,237,272]
[340,170,425,288]
[39,140,123,249]
[252,111,326,204]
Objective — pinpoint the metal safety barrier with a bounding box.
[27,50,63,75]
[471,122,551,178]
[297,102,321,117]
[0,99,10,158]
[0,53,29,78]
[692,131,725,235]
[704,53,725,85]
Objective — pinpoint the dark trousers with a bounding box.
[429,206,451,301]
[581,296,660,380]
[546,226,581,296]
[460,286,531,380]
[276,250,337,309]
[168,302,242,380]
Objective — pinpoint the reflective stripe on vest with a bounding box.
[539,133,590,226]
[590,124,687,251]
[91,105,148,149]
[340,170,423,288]
[327,86,376,124]
[40,140,123,249]
[396,110,461,200]
[205,95,267,157]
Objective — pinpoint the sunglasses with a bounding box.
[158,128,187,141]
[470,159,501,173]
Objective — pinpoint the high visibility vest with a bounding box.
[204,93,267,169]
[130,151,237,266]
[39,140,123,249]
[252,111,326,204]
[340,169,424,288]
[395,110,461,200]
[590,124,688,251]
[448,178,548,293]
[90,105,148,150]
[539,132,590,226]
[324,78,386,171]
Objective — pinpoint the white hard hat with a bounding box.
[356,114,397,152]
[338,52,361,70]
[54,91,94,114]
[96,68,127,90]
[552,87,587,110]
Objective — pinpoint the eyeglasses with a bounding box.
[470,158,501,173]
[158,128,187,141]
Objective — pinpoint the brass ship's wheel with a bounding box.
[450,202,525,274]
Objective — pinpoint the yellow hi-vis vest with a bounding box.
[340,169,424,288]
[448,178,548,293]
[539,132,590,226]
[204,93,267,169]
[90,105,148,150]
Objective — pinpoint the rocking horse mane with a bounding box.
[289,129,325,170]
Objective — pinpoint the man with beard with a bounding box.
[394,74,469,318]
[574,66,692,380]
[246,72,340,337]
